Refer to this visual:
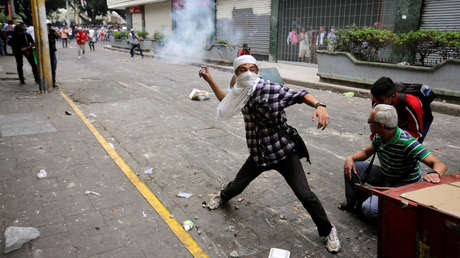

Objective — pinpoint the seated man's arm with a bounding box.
[421,154,447,183]
[344,145,375,180]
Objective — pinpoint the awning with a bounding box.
[107,0,168,9]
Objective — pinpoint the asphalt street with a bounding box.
[2,42,459,258]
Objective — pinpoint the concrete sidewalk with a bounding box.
[0,56,192,257]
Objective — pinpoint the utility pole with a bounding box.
[31,0,52,93]
[66,0,71,26]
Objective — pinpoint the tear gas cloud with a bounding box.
[159,0,215,62]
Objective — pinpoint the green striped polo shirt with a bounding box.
[371,127,431,183]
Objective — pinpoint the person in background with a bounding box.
[371,77,430,143]
[287,26,298,46]
[128,28,143,58]
[316,26,327,50]
[76,27,87,59]
[88,27,96,51]
[298,26,311,63]
[26,24,35,41]
[48,24,58,88]
[10,23,39,85]
[327,26,337,52]
[61,27,68,48]
[237,43,251,57]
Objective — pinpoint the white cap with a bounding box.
[233,55,257,71]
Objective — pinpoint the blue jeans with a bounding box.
[344,161,421,219]
[417,117,433,144]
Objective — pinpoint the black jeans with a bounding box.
[14,51,39,83]
[89,40,95,51]
[130,43,143,57]
[50,51,57,86]
[221,152,332,237]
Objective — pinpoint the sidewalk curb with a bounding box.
[103,46,460,117]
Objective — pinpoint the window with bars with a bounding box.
[277,0,396,63]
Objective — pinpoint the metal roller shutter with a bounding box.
[421,0,460,31]
[216,0,271,56]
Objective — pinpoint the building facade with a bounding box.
[107,0,459,62]
[107,0,172,37]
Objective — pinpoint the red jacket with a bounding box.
[394,92,424,139]
[77,31,87,45]
[372,92,424,139]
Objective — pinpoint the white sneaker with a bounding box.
[207,194,222,210]
[325,225,341,253]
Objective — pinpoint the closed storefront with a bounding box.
[216,0,271,59]
[276,0,397,63]
[145,1,172,37]
[421,0,460,31]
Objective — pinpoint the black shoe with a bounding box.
[53,84,59,89]
[338,201,355,211]
[20,80,25,85]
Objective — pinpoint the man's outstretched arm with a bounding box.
[303,93,329,130]
[199,65,227,101]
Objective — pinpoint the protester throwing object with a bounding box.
[198,55,341,253]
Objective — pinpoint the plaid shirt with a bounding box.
[242,79,308,167]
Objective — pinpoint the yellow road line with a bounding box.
[60,91,208,258]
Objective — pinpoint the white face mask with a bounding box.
[236,71,259,89]
[216,71,260,120]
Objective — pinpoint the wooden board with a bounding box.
[400,184,460,217]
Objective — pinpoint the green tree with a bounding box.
[1,0,65,24]
[70,0,108,24]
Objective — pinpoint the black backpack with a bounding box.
[394,82,435,126]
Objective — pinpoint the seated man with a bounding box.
[340,104,447,217]
[371,77,432,143]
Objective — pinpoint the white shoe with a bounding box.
[207,194,222,210]
[78,56,81,59]
[325,225,341,253]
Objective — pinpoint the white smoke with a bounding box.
[159,0,215,62]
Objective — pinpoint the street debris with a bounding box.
[182,220,194,231]
[230,250,239,257]
[237,197,244,202]
[189,89,210,101]
[434,146,439,150]
[142,211,147,217]
[269,247,291,258]
[36,169,47,179]
[176,192,193,198]
[169,214,175,218]
[4,226,40,254]
[397,61,410,66]
[88,112,97,118]
[65,111,72,116]
[279,214,287,220]
[343,92,355,98]
[144,167,153,174]
[108,143,115,149]
[84,190,101,197]
[67,182,76,188]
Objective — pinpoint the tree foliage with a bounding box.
[0,0,65,24]
[70,0,108,24]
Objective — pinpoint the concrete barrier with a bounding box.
[317,51,460,99]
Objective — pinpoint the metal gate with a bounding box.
[277,0,396,63]
[216,1,271,58]
[421,0,460,31]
